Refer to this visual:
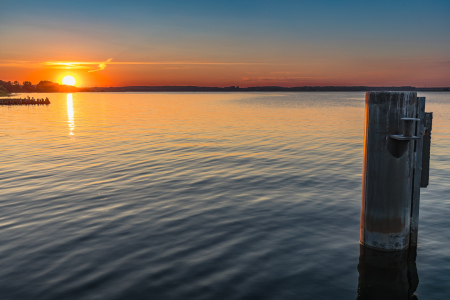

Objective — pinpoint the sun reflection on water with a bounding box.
[67,93,75,136]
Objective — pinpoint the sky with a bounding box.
[0,0,449,87]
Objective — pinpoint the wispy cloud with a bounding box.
[43,59,269,71]
[241,76,332,81]
[43,61,93,70]
[1,59,269,72]
[109,61,267,65]
[0,60,35,67]
[88,58,113,72]
[400,56,438,60]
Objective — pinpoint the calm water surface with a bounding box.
[0,92,449,299]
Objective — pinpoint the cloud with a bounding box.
[43,61,97,69]
[44,60,268,68]
[0,60,36,67]
[241,76,332,81]
[88,58,113,72]
[39,59,271,73]
[109,61,268,65]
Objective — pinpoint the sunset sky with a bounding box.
[1,0,449,87]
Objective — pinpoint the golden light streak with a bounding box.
[67,94,75,136]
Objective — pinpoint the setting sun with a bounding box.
[62,75,76,86]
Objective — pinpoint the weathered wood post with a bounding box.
[360,91,432,251]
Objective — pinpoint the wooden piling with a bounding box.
[360,92,419,251]
[410,97,425,247]
[420,112,433,188]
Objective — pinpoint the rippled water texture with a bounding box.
[1,92,449,299]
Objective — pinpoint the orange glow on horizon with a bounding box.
[2,56,448,88]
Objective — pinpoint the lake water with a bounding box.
[0,92,449,299]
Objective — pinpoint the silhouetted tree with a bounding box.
[12,81,20,92]
[22,81,35,92]
[0,85,9,96]
[0,80,13,92]
[36,80,60,92]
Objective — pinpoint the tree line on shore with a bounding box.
[1,79,449,94]
[0,80,78,94]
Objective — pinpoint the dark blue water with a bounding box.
[0,92,449,299]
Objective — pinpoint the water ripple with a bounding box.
[0,92,449,299]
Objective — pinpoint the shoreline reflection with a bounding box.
[357,245,419,300]
[67,93,75,136]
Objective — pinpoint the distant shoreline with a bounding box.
[52,86,450,93]
[1,79,449,94]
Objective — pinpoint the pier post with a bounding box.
[360,92,431,251]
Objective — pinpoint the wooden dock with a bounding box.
[0,98,50,105]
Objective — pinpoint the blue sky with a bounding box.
[1,0,449,86]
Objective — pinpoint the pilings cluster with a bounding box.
[360,91,432,251]
[0,97,50,105]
